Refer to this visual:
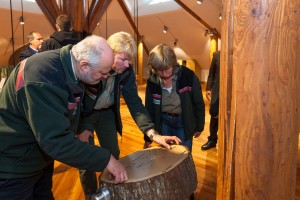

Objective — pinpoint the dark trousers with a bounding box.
[79,108,119,199]
[208,98,219,143]
[0,164,54,200]
[208,115,218,143]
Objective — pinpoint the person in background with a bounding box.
[201,50,220,150]
[78,32,181,199]
[19,31,43,61]
[0,35,127,200]
[41,14,80,51]
[143,43,205,152]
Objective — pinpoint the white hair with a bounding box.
[72,35,106,68]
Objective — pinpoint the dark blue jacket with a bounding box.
[19,46,38,61]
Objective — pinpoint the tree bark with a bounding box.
[100,145,197,200]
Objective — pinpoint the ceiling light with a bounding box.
[210,28,217,36]
[204,30,209,37]
[219,13,222,20]
[163,25,168,33]
[197,0,203,4]
[19,16,25,25]
[174,39,178,46]
[204,28,218,37]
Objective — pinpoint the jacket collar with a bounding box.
[60,44,77,85]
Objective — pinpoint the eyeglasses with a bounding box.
[117,57,131,64]
[156,67,172,74]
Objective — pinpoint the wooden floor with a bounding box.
[52,84,300,200]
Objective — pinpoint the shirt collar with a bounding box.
[70,50,78,81]
[29,46,39,53]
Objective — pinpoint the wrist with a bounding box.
[147,129,158,141]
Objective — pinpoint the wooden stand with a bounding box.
[100,145,197,200]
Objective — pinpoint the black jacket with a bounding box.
[41,31,80,51]
[206,51,220,105]
[145,66,205,140]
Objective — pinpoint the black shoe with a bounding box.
[143,141,152,149]
[189,193,195,200]
[201,140,216,150]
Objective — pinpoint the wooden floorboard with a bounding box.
[52,83,300,200]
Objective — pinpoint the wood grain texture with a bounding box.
[52,84,300,200]
[101,145,197,200]
[219,0,300,199]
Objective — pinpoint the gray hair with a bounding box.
[72,35,105,68]
[27,31,38,42]
[148,43,178,72]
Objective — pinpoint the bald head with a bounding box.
[72,35,114,84]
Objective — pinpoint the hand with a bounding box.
[194,131,202,138]
[152,134,182,149]
[106,155,128,184]
[76,130,94,143]
[206,90,212,101]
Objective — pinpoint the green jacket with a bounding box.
[0,45,110,179]
[82,66,154,135]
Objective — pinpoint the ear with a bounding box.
[79,60,89,71]
[55,24,61,31]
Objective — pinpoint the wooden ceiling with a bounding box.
[0,0,222,69]
[35,0,220,55]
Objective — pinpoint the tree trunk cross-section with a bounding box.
[100,145,197,200]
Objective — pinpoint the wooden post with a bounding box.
[210,34,218,61]
[137,41,144,85]
[217,0,300,199]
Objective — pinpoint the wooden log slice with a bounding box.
[100,145,197,200]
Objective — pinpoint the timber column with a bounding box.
[210,34,218,60]
[137,41,144,85]
[217,0,300,199]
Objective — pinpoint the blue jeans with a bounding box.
[161,113,192,152]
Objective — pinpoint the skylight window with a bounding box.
[124,0,180,16]
[148,0,172,5]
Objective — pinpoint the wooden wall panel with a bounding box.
[218,0,300,199]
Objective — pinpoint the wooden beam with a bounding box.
[87,0,112,33]
[174,0,221,38]
[86,0,97,30]
[117,0,149,55]
[70,0,85,31]
[62,0,68,15]
[35,0,60,30]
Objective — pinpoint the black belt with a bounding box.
[164,112,180,117]
[93,106,112,111]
